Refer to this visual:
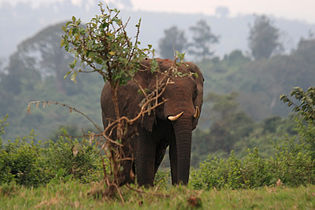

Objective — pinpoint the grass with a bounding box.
[0,181,314,209]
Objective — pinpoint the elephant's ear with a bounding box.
[186,62,204,129]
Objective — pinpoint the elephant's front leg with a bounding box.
[135,129,156,187]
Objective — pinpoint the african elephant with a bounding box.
[100,58,204,186]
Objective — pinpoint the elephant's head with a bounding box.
[139,59,204,184]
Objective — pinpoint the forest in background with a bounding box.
[0,14,314,167]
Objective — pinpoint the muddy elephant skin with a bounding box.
[101,58,204,186]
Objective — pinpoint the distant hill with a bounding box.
[1,0,315,58]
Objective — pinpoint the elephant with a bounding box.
[100,58,204,186]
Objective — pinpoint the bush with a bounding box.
[190,140,314,190]
[0,131,52,187]
[271,138,314,186]
[45,134,102,183]
[0,121,102,187]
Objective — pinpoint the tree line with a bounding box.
[158,15,282,60]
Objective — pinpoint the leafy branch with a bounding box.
[280,86,315,122]
[61,2,153,86]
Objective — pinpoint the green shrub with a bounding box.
[239,148,273,187]
[190,140,314,190]
[45,134,102,184]
[271,138,314,186]
[0,121,102,187]
[0,131,52,187]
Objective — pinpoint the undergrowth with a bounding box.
[0,115,314,190]
[0,123,102,187]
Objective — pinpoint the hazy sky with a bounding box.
[133,0,315,22]
[1,0,315,23]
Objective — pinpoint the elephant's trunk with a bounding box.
[170,117,192,185]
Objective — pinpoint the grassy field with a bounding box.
[0,181,314,209]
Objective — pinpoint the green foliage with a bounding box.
[190,140,314,190]
[280,86,315,122]
[248,15,282,60]
[281,86,315,159]
[0,132,51,187]
[61,3,154,86]
[0,121,102,187]
[44,135,102,184]
[296,119,315,160]
[153,169,170,188]
[271,138,314,186]
[158,26,188,59]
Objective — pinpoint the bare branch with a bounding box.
[27,100,103,132]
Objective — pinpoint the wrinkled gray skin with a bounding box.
[101,58,204,186]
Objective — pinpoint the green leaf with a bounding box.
[70,71,78,83]
[69,59,77,69]
[151,59,158,73]
[64,71,71,79]
[60,39,65,47]
[192,72,199,78]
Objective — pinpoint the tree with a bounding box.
[61,3,161,195]
[158,26,187,59]
[248,15,282,60]
[17,22,75,95]
[189,20,219,60]
[1,54,23,95]
[0,51,40,94]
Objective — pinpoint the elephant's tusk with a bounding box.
[168,111,184,121]
[194,106,200,119]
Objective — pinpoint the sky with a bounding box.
[1,0,315,23]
